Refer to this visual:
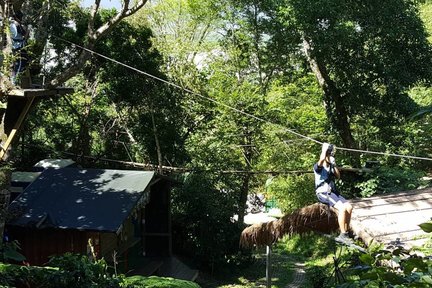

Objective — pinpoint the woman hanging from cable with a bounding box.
[313,143,353,243]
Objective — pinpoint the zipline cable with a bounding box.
[53,36,432,162]
[52,36,321,145]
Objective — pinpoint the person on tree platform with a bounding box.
[9,10,29,86]
[313,142,353,243]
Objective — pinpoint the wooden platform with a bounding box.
[8,88,74,98]
[350,188,432,248]
[0,87,73,161]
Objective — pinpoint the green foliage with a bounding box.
[0,165,11,190]
[45,253,120,288]
[355,166,426,197]
[275,233,334,259]
[24,9,187,169]
[275,233,350,288]
[340,246,432,287]
[266,174,316,213]
[272,218,432,288]
[121,275,200,288]
[0,262,199,288]
[420,1,432,43]
[419,221,432,233]
[0,241,26,263]
[171,173,247,270]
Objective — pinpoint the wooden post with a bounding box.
[266,245,272,288]
[0,96,35,161]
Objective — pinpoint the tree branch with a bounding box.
[50,0,147,87]
[94,0,147,40]
[88,0,101,40]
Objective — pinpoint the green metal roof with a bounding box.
[11,172,41,183]
[8,168,156,232]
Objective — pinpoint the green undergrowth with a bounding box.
[195,232,354,288]
[122,275,200,288]
[0,261,200,288]
[275,233,371,288]
[275,233,338,288]
[196,248,295,288]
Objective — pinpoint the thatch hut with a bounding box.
[241,188,432,249]
[240,203,339,248]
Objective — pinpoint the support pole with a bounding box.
[0,96,35,161]
[266,245,272,288]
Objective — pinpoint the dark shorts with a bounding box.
[316,192,347,207]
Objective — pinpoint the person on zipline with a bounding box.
[314,143,353,243]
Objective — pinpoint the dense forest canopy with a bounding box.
[1,0,432,269]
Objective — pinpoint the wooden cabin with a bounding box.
[6,168,172,268]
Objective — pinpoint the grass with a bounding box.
[196,247,296,288]
[122,275,200,288]
[196,232,367,288]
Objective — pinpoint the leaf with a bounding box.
[403,258,428,274]
[421,275,432,284]
[360,271,378,280]
[3,249,26,262]
[419,222,432,233]
[381,272,405,284]
[265,177,274,189]
[359,254,375,265]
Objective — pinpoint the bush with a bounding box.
[307,265,332,288]
[47,253,120,288]
[266,174,316,213]
[0,263,52,287]
[0,253,120,288]
[355,166,426,197]
[121,275,200,288]
[0,263,201,288]
[171,173,247,271]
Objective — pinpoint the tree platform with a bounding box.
[8,87,74,98]
[0,87,73,161]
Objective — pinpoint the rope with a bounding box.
[52,36,432,162]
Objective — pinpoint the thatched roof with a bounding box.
[240,203,339,248]
[241,189,432,249]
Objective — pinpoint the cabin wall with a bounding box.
[5,177,173,266]
[100,232,118,260]
[6,227,88,266]
[144,180,172,256]
[7,227,136,266]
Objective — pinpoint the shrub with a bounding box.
[47,253,120,288]
[0,253,120,288]
[0,263,201,288]
[266,174,316,213]
[171,173,247,271]
[355,166,426,197]
[121,275,200,288]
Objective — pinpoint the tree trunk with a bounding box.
[150,109,163,174]
[237,130,253,224]
[302,35,360,166]
[0,166,11,244]
[71,82,97,163]
[238,172,250,224]
[0,1,12,93]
